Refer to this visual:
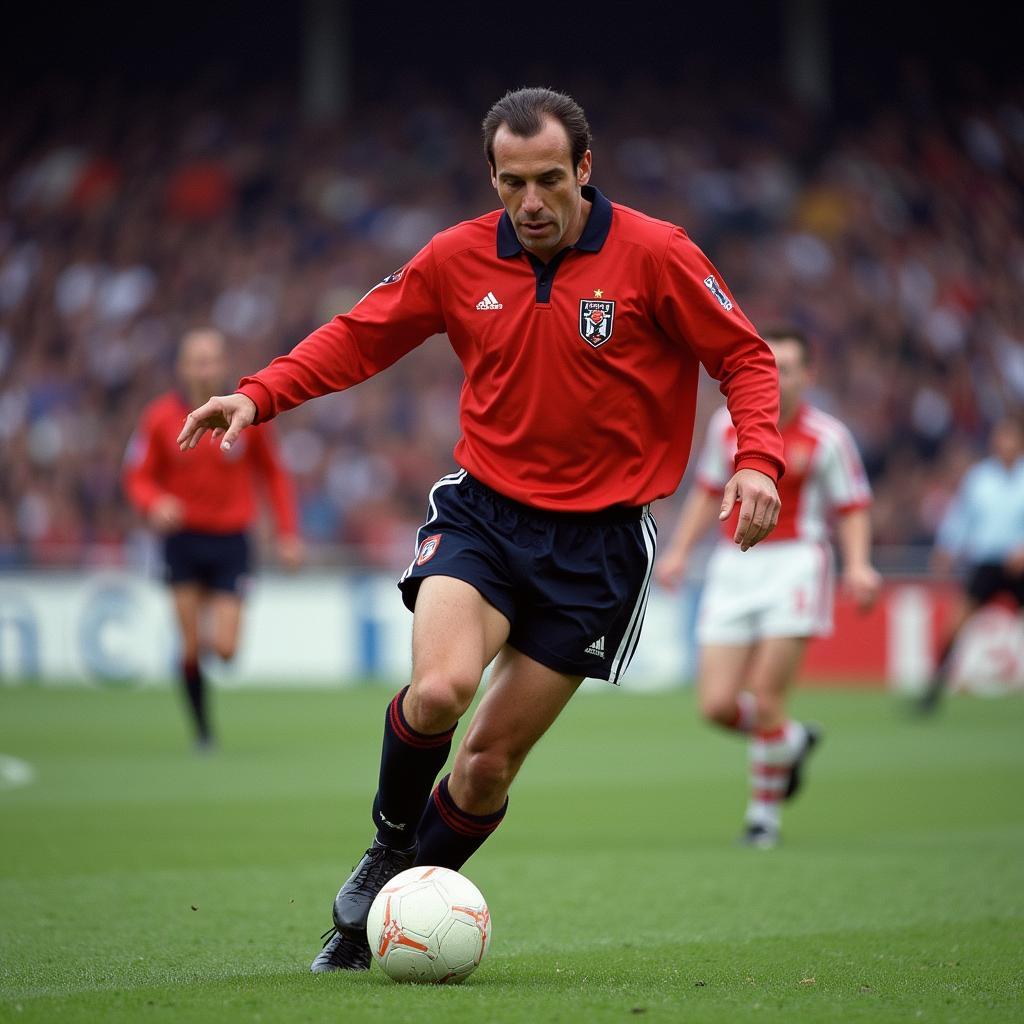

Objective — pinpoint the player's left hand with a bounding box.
[278,535,305,571]
[843,563,883,611]
[721,469,780,551]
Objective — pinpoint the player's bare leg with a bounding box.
[402,576,511,734]
[208,592,243,662]
[747,636,807,731]
[315,577,510,971]
[171,584,202,662]
[170,584,212,748]
[445,646,583,815]
[697,644,757,733]
[918,594,977,714]
[742,636,814,847]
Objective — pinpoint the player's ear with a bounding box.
[576,150,592,187]
[489,162,498,190]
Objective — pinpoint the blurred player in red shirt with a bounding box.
[657,329,881,847]
[124,328,302,748]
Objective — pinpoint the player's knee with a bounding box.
[458,747,515,806]
[406,672,476,732]
[699,692,737,726]
[213,639,238,661]
[752,691,782,728]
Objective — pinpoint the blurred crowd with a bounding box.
[2,75,1022,572]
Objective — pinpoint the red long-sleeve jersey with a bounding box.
[123,391,298,536]
[238,186,784,511]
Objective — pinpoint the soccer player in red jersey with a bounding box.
[124,328,302,749]
[657,329,881,847]
[174,89,785,970]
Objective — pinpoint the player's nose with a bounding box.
[522,188,543,213]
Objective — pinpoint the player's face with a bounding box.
[177,332,227,395]
[768,339,810,416]
[490,116,592,261]
[992,420,1024,464]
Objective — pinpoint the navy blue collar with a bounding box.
[496,185,612,259]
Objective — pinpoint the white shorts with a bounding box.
[697,540,835,646]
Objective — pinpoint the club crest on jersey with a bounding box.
[416,533,442,566]
[579,299,615,348]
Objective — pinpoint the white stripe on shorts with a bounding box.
[399,469,467,584]
[609,507,657,683]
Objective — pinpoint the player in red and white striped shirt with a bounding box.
[657,328,881,847]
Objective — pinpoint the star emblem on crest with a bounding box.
[593,288,604,298]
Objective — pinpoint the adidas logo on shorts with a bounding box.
[585,636,606,658]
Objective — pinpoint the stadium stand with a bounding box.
[2,78,1022,571]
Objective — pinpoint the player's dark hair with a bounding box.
[482,87,592,171]
[761,326,812,364]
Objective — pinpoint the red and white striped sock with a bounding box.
[745,721,807,829]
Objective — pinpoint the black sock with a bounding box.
[414,773,507,871]
[372,686,456,848]
[181,658,210,741]
[922,636,957,706]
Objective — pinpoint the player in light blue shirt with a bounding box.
[920,415,1024,712]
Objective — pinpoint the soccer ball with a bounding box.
[366,866,491,984]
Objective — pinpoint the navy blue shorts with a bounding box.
[163,530,250,595]
[398,470,657,682]
[966,562,1024,607]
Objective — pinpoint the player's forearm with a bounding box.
[123,469,162,515]
[238,319,394,422]
[665,488,722,559]
[836,507,873,570]
[934,503,969,559]
[718,355,785,483]
[265,474,300,538]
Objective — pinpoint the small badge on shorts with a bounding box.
[416,534,442,566]
[579,299,615,348]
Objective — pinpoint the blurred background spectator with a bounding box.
[1,1,1021,573]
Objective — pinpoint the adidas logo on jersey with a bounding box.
[475,291,503,310]
[585,636,606,658]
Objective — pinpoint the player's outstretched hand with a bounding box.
[278,535,306,572]
[721,468,780,551]
[1003,546,1024,576]
[844,564,883,611]
[177,394,256,453]
[149,494,184,533]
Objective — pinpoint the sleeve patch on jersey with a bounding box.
[380,266,406,285]
[703,275,734,312]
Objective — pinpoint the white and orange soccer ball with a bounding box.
[365,866,491,984]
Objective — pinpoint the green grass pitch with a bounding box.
[1,684,1021,1023]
